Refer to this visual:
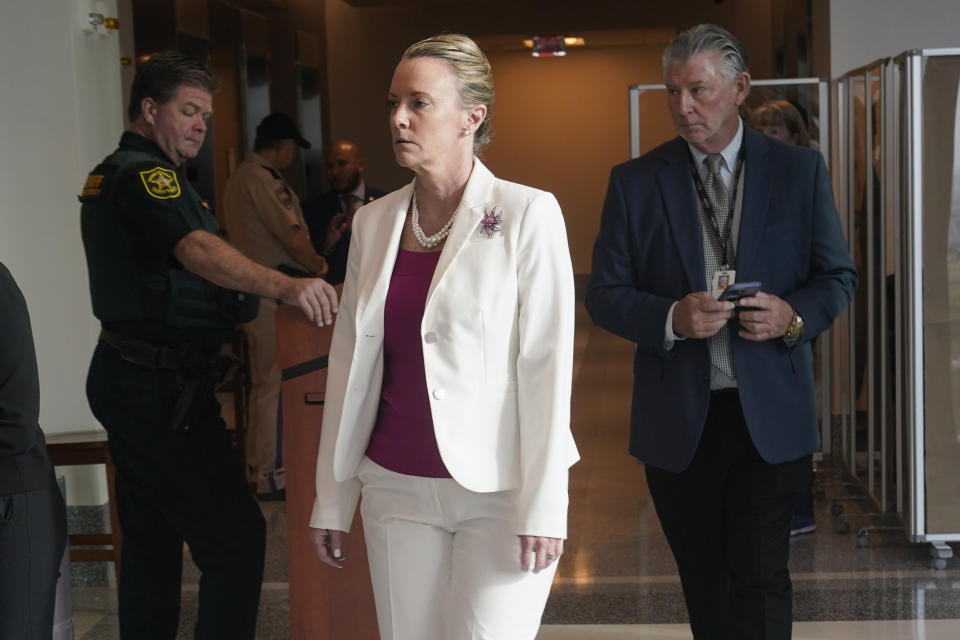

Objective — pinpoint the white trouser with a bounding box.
[241,298,284,492]
[356,457,558,640]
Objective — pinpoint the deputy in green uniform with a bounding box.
[79,51,338,640]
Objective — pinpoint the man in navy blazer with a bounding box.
[302,139,385,284]
[586,25,856,639]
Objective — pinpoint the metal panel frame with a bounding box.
[819,75,834,447]
[843,72,861,475]
[891,54,904,516]
[866,66,876,498]
[856,47,960,548]
[906,50,927,541]
[834,58,916,543]
[834,78,848,458]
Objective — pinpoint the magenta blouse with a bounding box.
[364,249,451,477]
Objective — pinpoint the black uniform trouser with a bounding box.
[645,389,812,640]
[87,343,265,640]
[0,474,67,640]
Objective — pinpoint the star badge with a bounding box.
[139,167,181,199]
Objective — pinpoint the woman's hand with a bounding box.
[519,535,564,573]
[309,527,346,569]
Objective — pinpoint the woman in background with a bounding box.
[751,98,811,147]
[308,33,578,640]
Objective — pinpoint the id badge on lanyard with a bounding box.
[711,269,736,298]
[689,148,745,297]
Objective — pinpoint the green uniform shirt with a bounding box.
[80,132,253,350]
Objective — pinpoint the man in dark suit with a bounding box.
[586,24,856,639]
[302,139,385,284]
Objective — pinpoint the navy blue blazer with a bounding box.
[302,185,386,284]
[585,127,857,472]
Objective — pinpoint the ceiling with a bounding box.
[343,0,491,5]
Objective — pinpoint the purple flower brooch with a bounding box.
[480,206,503,237]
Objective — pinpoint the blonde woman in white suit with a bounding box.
[308,33,579,640]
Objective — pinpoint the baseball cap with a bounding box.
[256,112,311,149]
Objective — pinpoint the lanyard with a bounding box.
[689,147,745,269]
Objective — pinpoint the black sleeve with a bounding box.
[302,195,335,255]
[115,162,203,260]
[0,262,41,460]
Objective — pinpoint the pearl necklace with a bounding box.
[411,191,458,248]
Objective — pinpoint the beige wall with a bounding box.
[483,45,672,273]
[0,0,122,435]
[828,0,960,78]
[322,0,780,274]
[0,0,125,503]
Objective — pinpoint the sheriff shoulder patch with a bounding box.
[276,187,293,208]
[139,167,181,200]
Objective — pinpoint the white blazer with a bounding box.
[309,159,579,538]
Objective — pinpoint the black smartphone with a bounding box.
[718,281,761,302]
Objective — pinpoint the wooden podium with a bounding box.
[275,303,379,639]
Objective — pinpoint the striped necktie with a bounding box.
[702,153,735,380]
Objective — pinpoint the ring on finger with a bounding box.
[545,552,558,560]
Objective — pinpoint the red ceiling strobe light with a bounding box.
[524,36,586,58]
[531,35,566,57]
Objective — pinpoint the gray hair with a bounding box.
[403,33,494,154]
[662,24,749,79]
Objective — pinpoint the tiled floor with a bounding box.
[70,305,960,638]
[538,621,960,639]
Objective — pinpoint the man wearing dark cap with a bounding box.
[222,112,328,499]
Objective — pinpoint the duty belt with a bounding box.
[99,329,238,431]
[98,329,200,373]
